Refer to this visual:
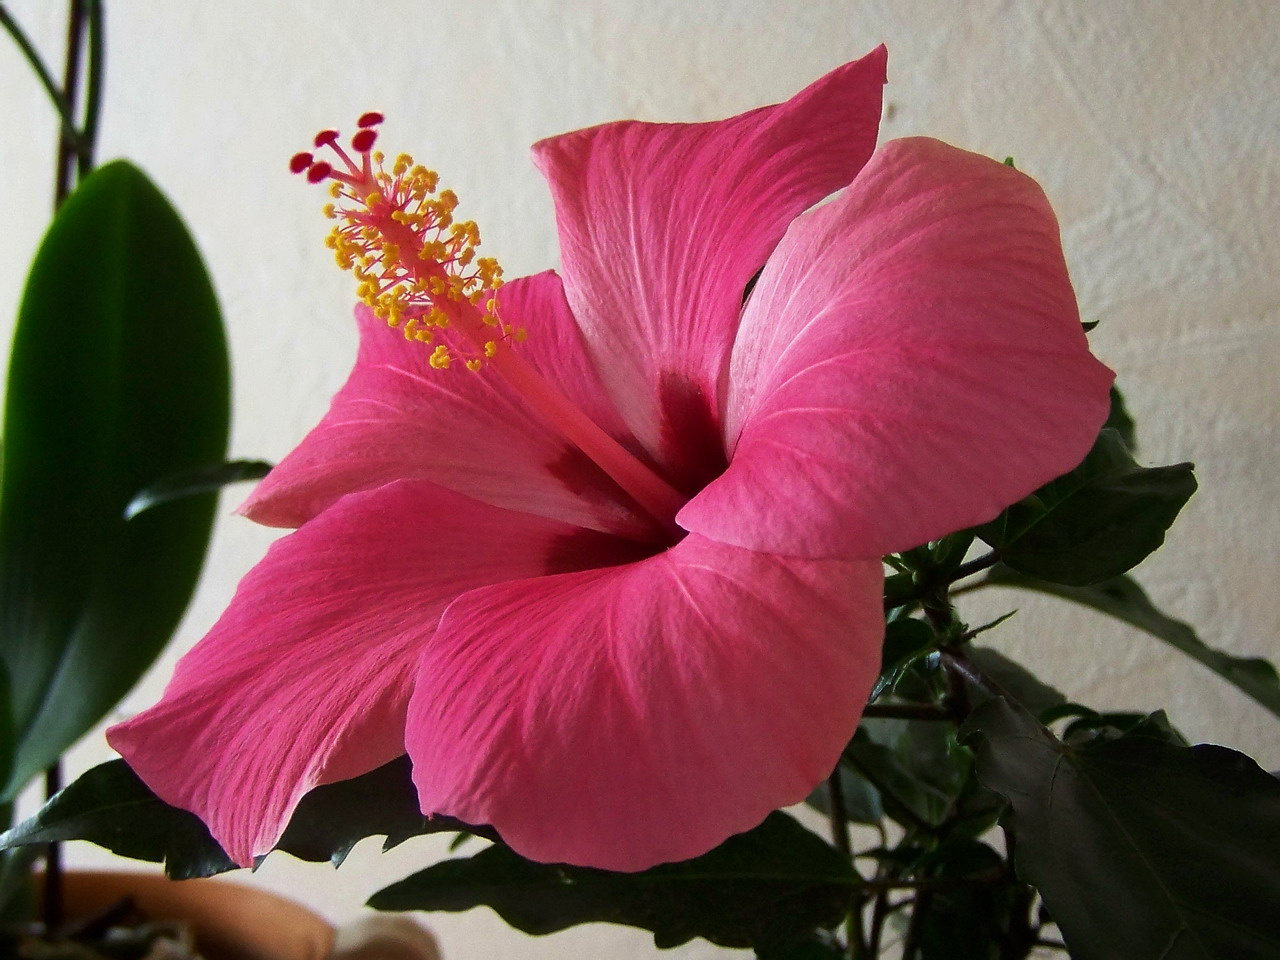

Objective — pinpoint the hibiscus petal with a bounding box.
[240,271,651,539]
[532,47,887,490]
[678,138,1115,560]
[108,481,636,866]
[407,534,883,871]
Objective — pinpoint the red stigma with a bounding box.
[289,151,314,174]
[351,128,378,153]
[306,161,333,183]
[357,111,384,128]
[313,129,340,148]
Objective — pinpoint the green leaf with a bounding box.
[976,429,1195,585]
[0,161,229,797]
[0,756,480,880]
[0,759,234,880]
[1105,384,1137,451]
[964,697,1280,960]
[756,937,847,960]
[369,812,854,952]
[846,723,965,829]
[272,756,488,865]
[870,617,934,701]
[986,566,1280,718]
[805,765,883,825]
[124,458,272,520]
[964,647,1066,720]
[916,839,1027,960]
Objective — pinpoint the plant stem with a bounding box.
[41,765,62,933]
[53,0,88,207]
[949,550,1000,582]
[0,3,85,157]
[827,768,853,859]
[901,889,933,960]
[826,771,867,959]
[79,0,103,178]
[861,703,953,721]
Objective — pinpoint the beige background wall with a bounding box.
[2,2,1278,957]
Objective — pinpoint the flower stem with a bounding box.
[0,3,86,162]
[53,0,88,208]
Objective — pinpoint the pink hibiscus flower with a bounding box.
[108,46,1112,872]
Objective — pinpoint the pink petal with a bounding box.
[407,535,883,871]
[241,272,652,540]
[533,47,887,491]
[678,138,1115,559]
[108,481,638,866]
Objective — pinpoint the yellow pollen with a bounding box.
[316,138,525,375]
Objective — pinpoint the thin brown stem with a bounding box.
[861,703,953,721]
[53,0,88,208]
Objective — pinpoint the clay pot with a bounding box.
[49,870,335,960]
[41,870,443,960]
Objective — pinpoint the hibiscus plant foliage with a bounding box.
[3,38,1280,960]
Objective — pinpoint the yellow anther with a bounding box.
[313,137,519,374]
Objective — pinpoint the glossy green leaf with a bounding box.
[369,812,854,952]
[986,566,1280,718]
[0,161,229,798]
[0,756,481,880]
[124,458,272,520]
[977,429,1195,585]
[964,697,1280,960]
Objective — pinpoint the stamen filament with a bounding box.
[295,118,688,537]
[431,278,688,536]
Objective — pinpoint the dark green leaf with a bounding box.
[846,723,965,829]
[1061,708,1188,747]
[1081,319,1099,332]
[1105,384,1137,451]
[0,756,481,879]
[124,459,272,520]
[870,617,935,701]
[964,647,1066,720]
[756,936,847,960]
[0,661,12,790]
[805,765,883,825]
[0,162,229,797]
[976,430,1195,585]
[986,566,1280,718]
[964,697,1280,960]
[0,759,234,880]
[274,756,488,865]
[916,839,1025,960]
[369,812,854,951]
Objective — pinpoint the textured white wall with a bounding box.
[2,2,1278,958]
